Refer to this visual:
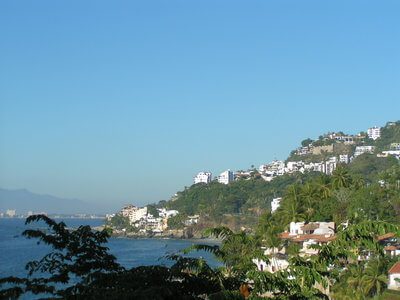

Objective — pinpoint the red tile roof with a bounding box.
[377,232,396,241]
[279,232,291,239]
[385,245,398,251]
[287,234,336,243]
[389,262,400,274]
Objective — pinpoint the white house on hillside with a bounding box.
[388,262,400,290]
[354,146,375,157]
[194,172,212,184]
[218,170,234,185]
[367,126,381,140]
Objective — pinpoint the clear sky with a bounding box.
[0,1,399,211]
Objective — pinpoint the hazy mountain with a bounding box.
[0,188,104,214]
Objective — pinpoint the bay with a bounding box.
[0,218,220,279]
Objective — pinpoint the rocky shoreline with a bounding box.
[93,226,210,240]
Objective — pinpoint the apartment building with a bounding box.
[218,170,234,185]
[194,172,212,184]
[367,126,381,140]
[121,205,148,224]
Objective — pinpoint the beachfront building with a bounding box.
[218,170,234,185]
[194,172,212,184]
[367,126,381,140]
[120,205,148,224]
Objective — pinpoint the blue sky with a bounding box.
[0,1,399,211]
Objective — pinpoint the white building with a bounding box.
[271,197,282,213]
[354,146,375,157]
[121,205,148,224]
[286,161,305,173]
[105,213,115,221]
[6,209,16,217]
[194,172,212,184]
[367,126,381,140]
[339,154,349,164]
[325,157,337,175]
[388,262,400,290]
[390,143,400,150]
[253,257,289,273]
[218,170,234,185]
[185,215,200,226]
[289,221,335,236]
[158,208,179,218]
[380,150,400,159]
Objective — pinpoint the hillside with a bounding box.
[287,120,400,163]
[161,121,400,228]
[166,172,319,218]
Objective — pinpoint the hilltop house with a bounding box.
[367,126,381,140]
[218,170,234,185]
[194,172,212,184]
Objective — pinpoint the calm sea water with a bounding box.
[0,218,220,279]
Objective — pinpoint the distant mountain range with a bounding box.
[0,188,104,214]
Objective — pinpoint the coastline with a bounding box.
[93,225,219,241]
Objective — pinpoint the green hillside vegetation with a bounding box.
[288,121,400,163]
[270,164,400,227]
[374,121,400,151]
[287,144,354,163]
[348,154,399,182]
[166,172,320,218]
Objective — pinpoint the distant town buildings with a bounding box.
[194,172,212,184]
[115,205,181,234]
[218,170,234,185]
[191,123,397,186]
[6,209,16,218]
[367,126,381,140]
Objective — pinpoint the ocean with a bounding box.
[0,218,220,279]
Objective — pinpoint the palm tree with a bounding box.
[361,258,387,297]
[279,185,305,224]
[332,165,352,189]
[301,183,318,221]
[352,175,365,190]
[316,175,332,200]
[185,227,265,279]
